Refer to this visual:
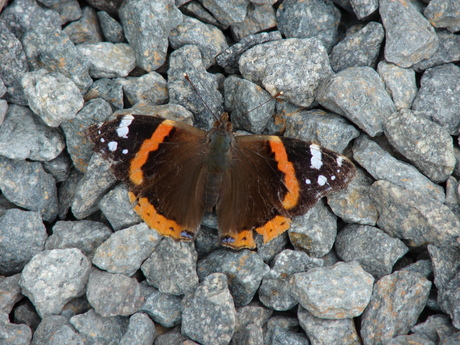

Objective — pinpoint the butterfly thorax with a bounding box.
[203,113,234,211]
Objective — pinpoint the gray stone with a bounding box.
[412,63,460,135]
[0,104,65,161]
[0,0,61,39]
[317,66,396,137]
[231,303,272,345]
[182,1,227,30]
[31,315,73,345]
[216,31,282,74]
[93,222,161,276]
[255,231,289,264]
[361,270,432,345]
[298,306,361,345]
[380,0,438,67]
[0,22,28,105]
[21,26,92,92]
[0,312,32,345]
[330,21,384,72]
[413,30,460,71]
[276,0,341,51]
[224,75,275,134]
[350,0,378,19]
[113,103,194,126]
[64,6,103,44]
[84,77,124,109]
[353,134,445,203]
[202,0,248,26]
[384,109,455,182]
[141,238,199,296]
[424,0,460,33]
[86,269,144,317]
[0,209,46,275]
[139,283,182,327]
[119,0,182,71]
[118,71,168,106]
[335,224,408,278]
[168,44,224,130]
[46,220,112,260]
[441,333,460,345]
[169,15,228,68]
[71,153,117,219]
[21,69,84,127]
[198,249,269,307]
[19,248,91,317]
[0,100,7,125]
[263,316,308,345]
[290,261,374,319]
[377,61,417,110]
[400,259,433,279]
[182,273,237,345]
[12,300,40,332]
[69,309,128,345]
[43,0,82,25]
[77,42,136,78]
[98,184,142,231]
[42,151,72,183]
[0,157,58,221]
[119,312,155,345]
[411,314,457,345]
[230,4,277,42]
[370,180,460,248]
[385,335,435,345]
[288,199,337,258]
[57,168,83,219]
[240,38,333,108]
[154,327,186,345]
[0,274,22,314]
[328,167,379,225]
[284,109,359,153]
[97,10,126,43]
[428,244,460,292]
[61,98,113,172]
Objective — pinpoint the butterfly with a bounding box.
[88,106,355,250]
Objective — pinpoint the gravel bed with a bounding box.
[0,0,460,344]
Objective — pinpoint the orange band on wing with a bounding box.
[128,192,190,240]
[129,121,175,185]
[221,229,256,250]
[269,138,300,209]
[255,215,292,243]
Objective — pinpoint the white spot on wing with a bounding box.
[317,175,327,186]
[337,156,343,167]
[306,179,311,184]
[108,141,118,151]
[100,138,105,142]
[331,175,336,180]
[310,144,323,170]
[116,115,134,138]
[122,149,128,154]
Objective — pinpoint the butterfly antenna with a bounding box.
[183,73,220,122]
[233,91,283,122]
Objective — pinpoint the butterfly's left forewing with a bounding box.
[88,114,210,241]
[216,135,355,249]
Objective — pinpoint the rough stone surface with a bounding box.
[19,248,91,317]
[139,284,182,327]
[181,273,236,345]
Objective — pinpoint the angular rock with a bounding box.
[169,15,228,68]
[276,0,341,51]
[0,104,65,161]
[240,38,333,108]
[119,312,156,345]
[380,0,439,67]
[141,238,199,296]
[42,151,72,183]
[412,63,460,135]
[384,109,455,182]
[350,0,378,19]
[139,284,182,327]
[84,77,124,109]
[377,61,417,110]
[0,312,32,345]
[0,274,22,314]
[0,157,58,222]
[335,224,408,278]
[411,314,457,345]
[19,248,91,317]
[330,21,384,72]
[64,6,103,44]
[231,4,277,43]
[428,244,460,292]
[97,10,126,44]
[370,180,460,248]
[317,66,396,137]
[198,249,269,307]
[182,273,236,345]
[21,69,84,127]
[202,0,248,26]
[290,261,374,319]
[119,0,182,71]
[86,269,144,317]
[361,270,432,345]
[118,71,168,106]
[424,0,460,33]
[93,222,161,276]
[353,134,445,203]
